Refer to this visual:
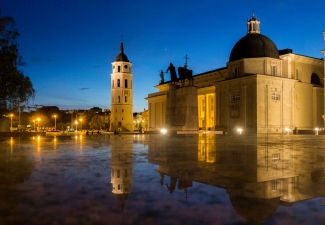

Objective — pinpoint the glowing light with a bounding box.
[315,128,319,135]
[160,128,167,134]
[285,127,290,135]
[237,128,243,134]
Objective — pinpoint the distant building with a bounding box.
[110,41,134,132]
[147,14,325,134]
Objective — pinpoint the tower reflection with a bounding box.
[110,136,133,211]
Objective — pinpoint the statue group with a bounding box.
[165,62,193,86]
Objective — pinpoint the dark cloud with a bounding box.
[79,87,90,91]
[31,57,54,63]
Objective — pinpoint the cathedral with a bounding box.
[147,15,325,134]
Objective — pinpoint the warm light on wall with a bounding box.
[237,128,243,134]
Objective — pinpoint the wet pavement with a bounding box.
[0,133,325,225]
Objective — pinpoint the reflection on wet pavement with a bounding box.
[0,134,325,224]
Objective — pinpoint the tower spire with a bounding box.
[120,41,124,53]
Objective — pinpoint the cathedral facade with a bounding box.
[147,15,325,134]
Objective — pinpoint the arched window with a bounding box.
[118,66,120,72]
[125,96,127,102]
[118,96,120,103]
[311,73,321,85]
[117,79,120,87]
[271,92,280,100]
[125,79,128,88]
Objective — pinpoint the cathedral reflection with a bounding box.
[148,134,325,223]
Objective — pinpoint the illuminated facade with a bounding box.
[147,15,324,134]
[110,41,134,132]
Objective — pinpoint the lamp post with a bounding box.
[54,115,57,131]
[37,118,40,131]
[10,114,13,132]
[75,121,78,132]
[315,128,319,135]
[80,118,83,131]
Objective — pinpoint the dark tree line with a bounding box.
[0,9,35,115]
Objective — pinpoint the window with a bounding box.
[125,96,127,102]
[125,79,128,88]
[271,92,280,101]
[272,180,277,192]
[272,153,280,164]
[118,96,120,103]
[112,80,114,88]
[125,169,128,178]
[122,117,124,120]
[232,93,240,102]
[271,65,276,76]
[122,109,124,112]
[311,73,321,85]
[118,66,120,72]
[117,79,120,87]
[234,67,239,77]
[118,184,121,190]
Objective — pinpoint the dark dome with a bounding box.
[115,41,129,62]
[229,33,279,62]
[230,195,280,222]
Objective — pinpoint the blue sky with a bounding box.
[1,0,325,112]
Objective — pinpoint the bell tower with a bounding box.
[110,41,134,132]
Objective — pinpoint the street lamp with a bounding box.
[53,115,57,131]
[75,121,78,132]
[79,118,83,131]
[315,128,319,135]
[37,118,40,131]
[10,114,13,132]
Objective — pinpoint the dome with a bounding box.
[229,33,279,62]
[229,14,279,62]
[115,41,129,62]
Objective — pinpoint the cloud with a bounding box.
[79,87,90,91]
[31,57,54,63]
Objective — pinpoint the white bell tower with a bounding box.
[110,41,134,132]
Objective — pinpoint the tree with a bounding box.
[89,115,104,130]
[0,10,35,114]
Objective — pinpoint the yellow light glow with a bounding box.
[161,128,167,134]
[237,128,243,134]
